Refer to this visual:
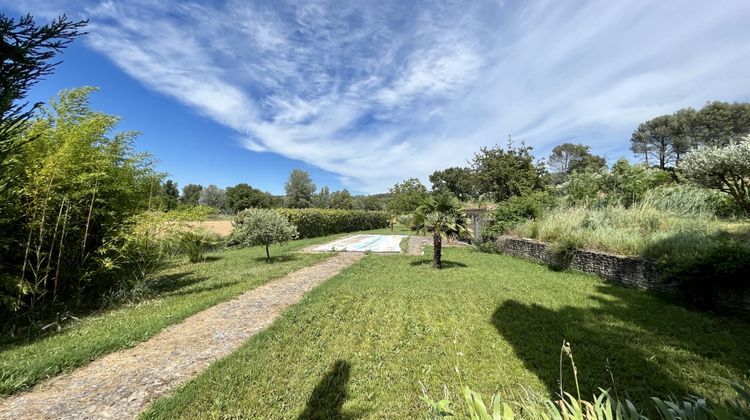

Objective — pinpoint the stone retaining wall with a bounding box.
[494,235,750,316]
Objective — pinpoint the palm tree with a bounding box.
[411,194,470,269]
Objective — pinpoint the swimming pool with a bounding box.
[310,234,406,253]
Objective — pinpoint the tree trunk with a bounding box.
[432,232,442,269]
[265,245,270,261]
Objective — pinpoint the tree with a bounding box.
[226,183,273,213]
[387,178,429,215]
[312,186,331,209]
[429,167,477,201]
[162,179,179,210]
[181,184,203,206]
[1,14,86,311]
[198,185,226,210]
[4,87,157,312]
[1,14,87,192]
[471,142,547,202]
[411,194,470,269]
[330,189,355,209]
[548,143,606,176]
[355,195,383,211]
[284,169,316,208]
[693,102,750,147]
[630,115,689,169]
[681,138,750,213]
[229,209,298,260]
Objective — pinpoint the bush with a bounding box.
[642,185,741,218]
[548,236,582,271]
[177,230,222,263]
[661,239,750,309]
[276,209,389,239]
[229,209,299,260]
[484,191,556,239]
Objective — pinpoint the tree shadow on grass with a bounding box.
[252,254,299,264]
[491,287,750,408]
[163,279,241,298]
[151,272,207,294]
[298,360,361,420]
[409,259,468,268]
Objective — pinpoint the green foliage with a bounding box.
[102,212,177,302]
[660,239,750,309]
[1,88,159,319]
[387,177,429,215]
[277,208,389,239]
[161,179,179,210]
[229,208,298,259]
[680,139,750,213]
[548,143,606,183]
[486,191,556,238]
[354,194,384,211]
[630,102,750,169]
[548,237,582,272]
[329,189,355,209]
[564,159,672,208]
[430,167,478,201]
[412,194,470,268]
[198,184,226,211]
[177,230,222,263]
[510,203,744,259]
[471,141,547,202]
[180,183,203,206]
[284,169,316,208]
[225,183,275,213]
[312,186,331,208]
[642,185,741,218]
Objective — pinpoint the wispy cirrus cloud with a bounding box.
[5,0,750,192]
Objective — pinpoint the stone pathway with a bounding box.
[0,252,363,420]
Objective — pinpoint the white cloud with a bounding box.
[5,0,750,192]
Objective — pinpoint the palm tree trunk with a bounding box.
[432,232,442,269]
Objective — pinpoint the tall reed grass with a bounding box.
[510,193,747,260]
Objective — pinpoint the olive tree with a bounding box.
[680,137,750,213]
[229,209,298,260]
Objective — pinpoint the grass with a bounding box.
[0,236,341,395]
[143,247,750,418]
[511,203,750,259]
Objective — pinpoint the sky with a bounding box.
[2,1,750,194]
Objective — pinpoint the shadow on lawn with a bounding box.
[409,259,468,268]
[298,360,361,420]
[491,284,750,407]
[252,254,299,264]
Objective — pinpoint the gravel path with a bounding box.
[0,252,363,420]
[407,235,431,255]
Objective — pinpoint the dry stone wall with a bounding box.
[494,235,750,316]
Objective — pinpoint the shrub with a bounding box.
[276,209,389,239]
[177,230,222,263]
[484,191,556,239]
[103,212,180,302]
[642,184,741,218]
[229,209,298,260]
[548,236,582,271]
[660,239,750,309]
[681,138,750,214]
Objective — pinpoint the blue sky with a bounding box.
[2,1,750,194]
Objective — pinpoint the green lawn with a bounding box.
[0,236,337,395]
[143,247,750,419]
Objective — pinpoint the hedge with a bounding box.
[276,209,389,239]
